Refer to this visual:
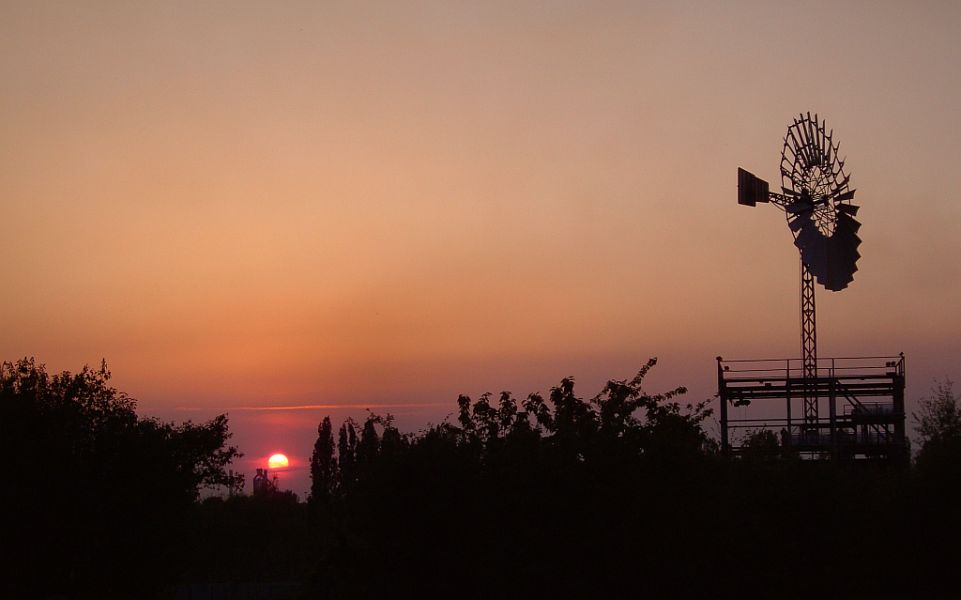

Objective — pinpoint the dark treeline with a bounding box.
[4,358,960,598]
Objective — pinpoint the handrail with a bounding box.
[719,355,904,379]
[719,355,903,363]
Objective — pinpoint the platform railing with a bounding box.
[717,354,904,382]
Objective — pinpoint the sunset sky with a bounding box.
[2,1,959,495]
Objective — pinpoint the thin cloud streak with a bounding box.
[174,402,450,412]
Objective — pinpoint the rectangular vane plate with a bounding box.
[738,167,770,206]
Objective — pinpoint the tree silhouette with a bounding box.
[913,379,961,455]
[337,418,358,491]
[356,413,381,470]
[913,379,961,505]
[0,357,241,595]
[310,416,336,503]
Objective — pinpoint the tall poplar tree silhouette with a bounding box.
[310,416,336,503]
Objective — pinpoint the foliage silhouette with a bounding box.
[0,358,241,596]
[310,416,336,504]
[911,379,961,575]
[913,379,961,469]
[8,357,961,597]
[307,358,723,595]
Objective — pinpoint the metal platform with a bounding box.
[717,354,907,462]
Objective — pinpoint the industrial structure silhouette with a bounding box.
[723,113,906,461]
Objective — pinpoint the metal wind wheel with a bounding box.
[738,112,861,291]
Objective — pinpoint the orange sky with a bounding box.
[2,1,959,494]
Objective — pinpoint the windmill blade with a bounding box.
[824,241,855,290]
[825,277,852,292]
[833,218,863,246]
[828,239,861,290]
[807,113,821,155]
[800,122,817,167]
[814,123,831,165]
[830,174,851,193]
[791,214,815,242]
[832,231,861,263]
[794,222,825,262]
[832,225,861,258]
[782,137,799,163]
[837,203,860,216]
[806,114,821,164]
[836,247,862,273]
[799,251,824,278]
[835,189,856,202]
[836,213,862,234]
[823,263,847,291]
[784,165,804,188]
[823,258,854,291]
[791,119,811,167]
[788,127,807,169]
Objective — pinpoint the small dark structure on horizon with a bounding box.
[725,113,907,461]
[253,468,278,495]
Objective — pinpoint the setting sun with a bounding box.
[267,453,289,470]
